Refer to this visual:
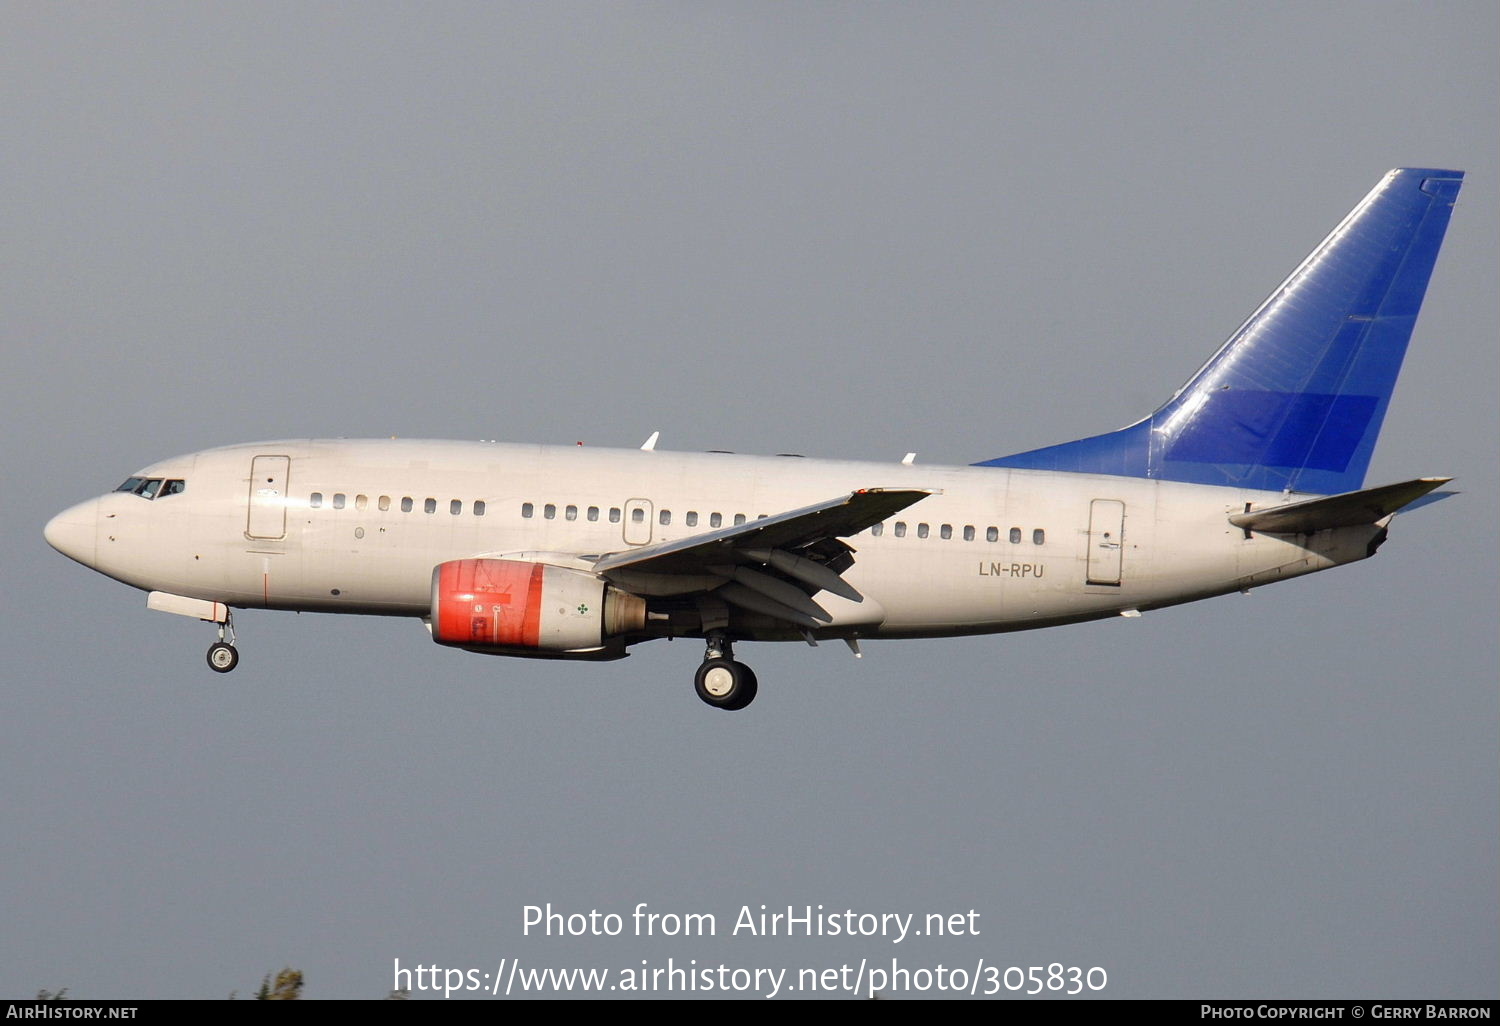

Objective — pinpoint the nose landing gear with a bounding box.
[206,611,239,673]
[694,633,757,710]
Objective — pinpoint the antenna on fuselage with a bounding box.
[641,431,660,451]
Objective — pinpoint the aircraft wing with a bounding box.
[590,488,934,627]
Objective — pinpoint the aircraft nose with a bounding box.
[44,498,99,567]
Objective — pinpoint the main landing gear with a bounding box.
[206,610,239,673]
[694,633,757,711]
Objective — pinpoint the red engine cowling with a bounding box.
[430,559,644,653]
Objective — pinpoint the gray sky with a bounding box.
[3,1,1495,1000]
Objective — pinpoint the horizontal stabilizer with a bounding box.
[1398,488,1458,514]
[1229,478,1451,534]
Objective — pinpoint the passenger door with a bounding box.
[1086,498,1125,586]
[246,455,290,540]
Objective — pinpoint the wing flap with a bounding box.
[715,582,823,629]
[743,547,864,602]
[592,488,933,576]
[729,566,833,622]
[591,487,933,630]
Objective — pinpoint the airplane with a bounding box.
[44,168,1463,710]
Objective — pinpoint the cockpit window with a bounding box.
[114,477,183,500]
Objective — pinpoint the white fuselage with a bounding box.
[51,438,1380,646]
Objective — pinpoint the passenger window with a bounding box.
[566,505,578,521]
[686,511,698,527]
[894,522,907,538]
[940,524,952,540]
[333,493,346,509]
[310,492,323,509]
[1033,529,1045,545]
[963,525,975,542]
[474,500,486,516]
[871,523,884,537]
[631,508,644,523]
[450,499,462,515]
[659,510,671,526]
[587,506,599,522]
[917,523,929,539]
[401,497,414,513]
[424,498,437,514]
[710,512,722,528]
[609,507,621,523]
[356,494,368,511]
[986,526,999,543]
[544,503,556,519]
[378,495,390,511]
[733,514,746,526]
[1009,527,1021,544]
[521,502,533,518]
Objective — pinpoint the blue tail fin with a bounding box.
[976,169,1464,494]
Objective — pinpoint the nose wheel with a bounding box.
[206,611,239,673]
[207,642,239,673]
[695,634,758,710]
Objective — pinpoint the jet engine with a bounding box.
[430,558,645,654]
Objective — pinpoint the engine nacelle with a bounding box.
[430,558,645,653]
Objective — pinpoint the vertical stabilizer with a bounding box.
[977,169,1463,494]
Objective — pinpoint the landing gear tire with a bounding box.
[207,642,239,673]
[695,658,757,710]
[724,666,758,711]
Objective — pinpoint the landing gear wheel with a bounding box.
[207,642,239,673]
[723,666,758,711]
[695,658,757,710]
